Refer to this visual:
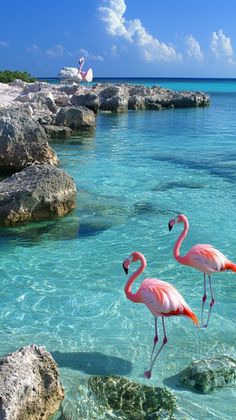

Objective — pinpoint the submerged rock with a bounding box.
[0,344,64,420]
[0,164,77,226]
[86,375,176,419]
[179,355,236,394]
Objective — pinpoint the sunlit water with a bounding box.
[1,79,236,419]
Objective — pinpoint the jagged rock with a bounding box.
[44,125,73,139]
[0,104,57,173]
[179,355,236,394]
[85,375,176,419]
[30,91,58,113]
[0,344,64,420]
[71,93,100,113]
[55,105,95,131]
[0,164,77,225]
[128,95,146,110]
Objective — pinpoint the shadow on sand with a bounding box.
[52,350,132,376]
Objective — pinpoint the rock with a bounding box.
[0,344,64,420]
[44,125,73,139]
[179,355,236,394]
[0,104,57,173]
[0,164,77,226]
[55,105,95,131]
[128,95,146,110]
[71,93,100,113]
[30,91,58,113]
[54,94,71,107]
[86,375,176,419]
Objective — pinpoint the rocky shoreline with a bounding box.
[0,79,209,226]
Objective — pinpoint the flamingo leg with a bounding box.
[203,276,215,328]
[144,317,167,379]
[150,318,159,363]
[201,273,207,326]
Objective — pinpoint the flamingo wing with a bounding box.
[187,244,230,273]
[139,279,187,317]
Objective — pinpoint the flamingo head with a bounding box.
[123,254,133,274]
[168,214,186,231]
[79,56,85,65]
[123,251,146,274]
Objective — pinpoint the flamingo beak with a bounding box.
[123,263,128,274]
[168,221,173,231]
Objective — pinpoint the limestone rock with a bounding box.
[0,344,64,420]
[55,105,95,131]
[0,164,77,226]
[70,93,100,113]
[44,125,73,139]
[0,104,57,173]
[179,355,236,393]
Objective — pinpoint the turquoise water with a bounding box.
[1,79,236,418]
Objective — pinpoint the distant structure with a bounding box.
[58,56,93,83]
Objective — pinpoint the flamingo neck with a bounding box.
[79,60,84,72]
[174,216,189,264]
[125,255,145,303]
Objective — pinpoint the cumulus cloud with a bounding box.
[210,29,233,61]
[185,35,203,61]
[0,41,10,47]
[46,44,64,57]
[99,0,182,62]
[99,0,132,41]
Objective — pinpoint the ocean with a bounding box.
[1,78,236,419]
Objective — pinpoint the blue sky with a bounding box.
[1,0,236,78]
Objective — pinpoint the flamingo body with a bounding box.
[180,243,235,275]
[168,214,236,327]
[123,251,198,378]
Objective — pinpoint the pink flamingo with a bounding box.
[78,57,93,82]
[168,214,236,327]
[123,251,198,379]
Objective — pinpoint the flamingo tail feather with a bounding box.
[183,307,199,326]
[224,262,236,272]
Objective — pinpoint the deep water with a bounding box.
[1,78,236,419]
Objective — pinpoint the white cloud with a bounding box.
[46,44,64,57]
[185,35,203,61]
[99,0,181,62]
[210,29,233,61]
[99,0,132,41]
[0,41,10,48]
[26,44,41,53]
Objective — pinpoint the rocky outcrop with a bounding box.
[0,104,57,173]
[0,164,77,226]
[179,355,236,393]
[0,344,64,420]
[55,105,96,131]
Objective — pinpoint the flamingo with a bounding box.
[168,214,236,327]
[123,251,199,379]
[78,57,93,82]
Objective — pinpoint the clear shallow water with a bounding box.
[1,79,236,418]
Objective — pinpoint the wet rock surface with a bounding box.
[179,355,236,393]
[0,164,77,226]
